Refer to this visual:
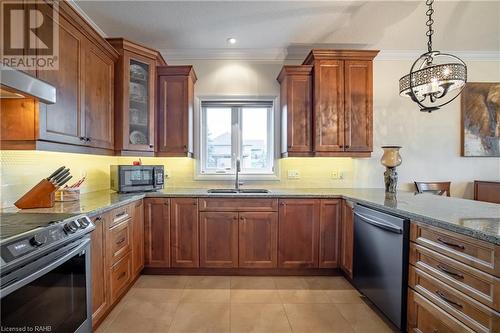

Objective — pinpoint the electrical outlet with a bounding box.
[331,170,339,179]
[287,170,300,179]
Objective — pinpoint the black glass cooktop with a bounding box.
[0,213,78,241]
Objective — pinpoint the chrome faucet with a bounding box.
[235,159,243,190]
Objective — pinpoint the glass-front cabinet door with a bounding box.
[122,53,155,153]
[128,59,151,147]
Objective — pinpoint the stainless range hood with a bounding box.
[0,64,56,104]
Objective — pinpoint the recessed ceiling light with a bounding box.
[227,37,237,45]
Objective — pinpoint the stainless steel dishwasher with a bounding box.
[352,204,409,331]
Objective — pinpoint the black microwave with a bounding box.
[110,165,164,193]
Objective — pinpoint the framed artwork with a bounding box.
[461,82,500,157]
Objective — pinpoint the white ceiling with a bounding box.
[74,1,500,60]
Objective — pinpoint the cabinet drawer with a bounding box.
[409,265,500,333]
[199,198,278,212]
[411,222,499,276]
[408,289,475,333]
[110,254,131,303]
[109,204,132,227]
[107,219,131,265]
[410,243,500,311]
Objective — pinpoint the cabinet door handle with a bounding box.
[149,144,154,148]
[85,137,91,142]
[116,237,126,245]
[280,202,286,206]
[437,237,465,250]
[345,145,350,149]
[435,290,463,309]
[117,271,127,280]
[79,137,85,141]
[437,264,464,279]
[94,216,102,222]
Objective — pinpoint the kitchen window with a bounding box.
[199,100,275,178]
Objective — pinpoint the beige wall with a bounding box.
[1,57,499,207]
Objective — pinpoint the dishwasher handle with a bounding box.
[354,212,403,234]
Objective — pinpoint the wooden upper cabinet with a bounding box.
[340,200,354,278]
[144,198,171,268]
[344,60,373,152]
[319,199,341,268]
[170,198,199,268]
[313,60,345,152]
[37,12,85,147]
[106,38,166,155]
[84,42,114,150]
[156,66,197,157]
[277,65,313,157]
[239,212,278,268]
[0,2,118,155]
[286,49,378,157]
[200,212,239,268]
[278,199,320,268]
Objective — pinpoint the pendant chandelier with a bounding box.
[399,0,467,112]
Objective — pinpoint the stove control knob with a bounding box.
[78,218,90,228]
[30,234,47,247]
[64,222,78,234]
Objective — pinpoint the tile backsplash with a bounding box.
[0,151,355,208]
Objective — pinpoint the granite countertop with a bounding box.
[2,188,499,245]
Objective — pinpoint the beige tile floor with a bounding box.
[96,275,396,333]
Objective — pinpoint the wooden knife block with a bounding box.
[14,179,56,209]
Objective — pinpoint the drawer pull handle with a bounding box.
[116,237,126,245]
[436,290,463,309]
[437,237,465,250]
[437,265,464,279]
[117,271,126,280]
[115,211,127,218]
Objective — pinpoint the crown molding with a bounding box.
[163,48,500,62]
[67,0,108,38]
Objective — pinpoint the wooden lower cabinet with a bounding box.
[199,212,239,268]
[319,199,341,268]
[278,199,320,268]
[90,214,109,326]
[171,198,199,268]
[340,200,354,278]
[131,200,145,275]
[408,289,475,333]
[109,254,132,303]
[239,212,278,268]
[144,198,171,268]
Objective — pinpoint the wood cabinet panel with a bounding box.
[170,198,199,268]
[37,12,84,146]
[131,200,145,276]
[84,43,114,150]
[278,199,320,268]
[313,60,344,152]
[340,200,354,278]
[200,212,239,268]
[106,217,131,266]
[410,243,500,311]
[410,223,499,276]
[199,198,278,212]
[407,289,475,333]
[156,66,196,157]
[319,199,341,268]
[144,198,170,268]
[90,214,109,326]
[409,265,499,333]
[277,66,313,156]
[344,60,373,152]
[109,254,131,303]
[239,212,278,268]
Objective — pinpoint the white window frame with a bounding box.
[195,97,279,181]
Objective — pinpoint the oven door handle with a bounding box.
[0,238,90,298]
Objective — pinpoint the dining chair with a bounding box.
[414,181,451,197]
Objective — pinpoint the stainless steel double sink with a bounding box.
[207,188,270,194]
